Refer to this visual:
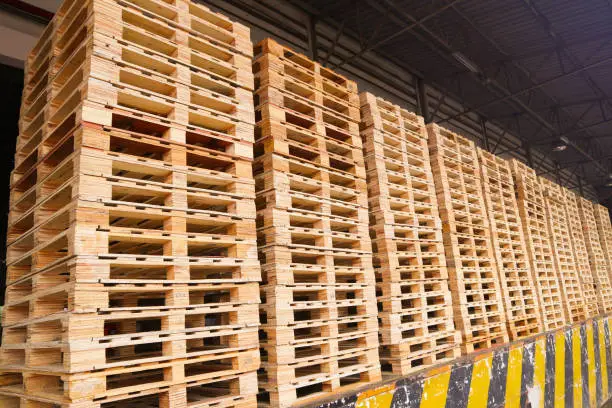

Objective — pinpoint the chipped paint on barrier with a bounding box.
[308,316,612,408]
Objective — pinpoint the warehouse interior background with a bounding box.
[2,0,612,290]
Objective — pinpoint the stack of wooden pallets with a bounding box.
[579,198,612,313]
[563,190,600,317]
[477,149,542,340]
[0,0,261,406]
[360,93,460,375]
[539,177,587,323]
[510,160,567,330]
[427,124,508,353]
[252,39,381,408]
[594,203,612,278]
[577,197,612,313]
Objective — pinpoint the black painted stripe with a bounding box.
[593,320,603,406]
[391,377,423,408]
[445,362,473,408]
[520,340,536,408]
[564,328,574,408]
[487,347,509,408]
[544,332,556,408]
[581,324,590,408]
[605,319,612,394]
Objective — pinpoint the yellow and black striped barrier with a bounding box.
[309,316,612,408]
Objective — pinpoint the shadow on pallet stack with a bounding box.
[0,0,261,406]
[252,39,381,408]
[359,93,460,375]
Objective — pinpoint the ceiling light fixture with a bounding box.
[452,52,480,74]
[551,136,570,152]
[605,174,612,187]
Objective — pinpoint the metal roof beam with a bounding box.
[289,0,606,189]
[518,0,610,150]
[486,97,612,120]
[0,0,53,24]
[505,32,612,62]
[367,0,608,182]
[331,0,462,70]
[370,0,559,136]
[437,55,612,125]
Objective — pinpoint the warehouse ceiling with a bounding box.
[289,0,612,203]
[3,0,612,204]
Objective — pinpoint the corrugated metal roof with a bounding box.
[303,0,612,191]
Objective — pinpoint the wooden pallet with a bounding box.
[428,123,508,353]
[539,177,587,323]
[0,370,258,408]
[254,39,358,96]
[1,1,260,407]
[477,149,542,340]
[54,0,253,56]
[509,159,567,331]
[577,197,612,312]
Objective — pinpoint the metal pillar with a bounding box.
[524,141,534,168]
[417,78,430,122]
[306,15,318,61]
[480,117,490,151]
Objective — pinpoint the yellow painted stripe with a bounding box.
[420,369,451,408]
[356,383,395,408]
[466,355,493,408]
[572,327,582,408]
[609,316,612,374]
[505,346,523,408]
[587,323,597,407]
[555,330,565,408]
[533,336,547,408]
[599,320,609,400]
